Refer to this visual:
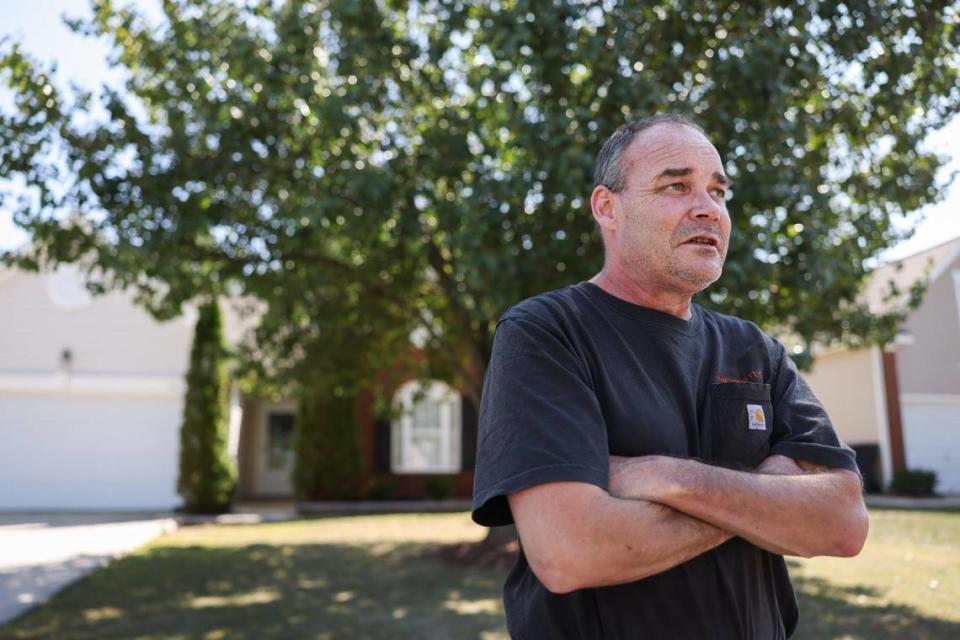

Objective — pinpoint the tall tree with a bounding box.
[1,0,958,401]
[178,297,236,513]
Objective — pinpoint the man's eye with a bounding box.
[666,183,687,192]
[711,188,726,199]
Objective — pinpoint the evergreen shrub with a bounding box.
[177,299,236,513]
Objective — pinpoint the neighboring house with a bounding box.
[234,377,478,502]
[804,237,960,494]
[0,264,476,511]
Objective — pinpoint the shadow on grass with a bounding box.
[8,543,957,640]
[789,563,960,640]
[0,542,508,640]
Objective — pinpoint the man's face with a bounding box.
[607,124,731,295]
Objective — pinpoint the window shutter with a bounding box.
[460,395,478,471]
[373,419,391,472]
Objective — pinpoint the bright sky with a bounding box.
[0,0,957,261]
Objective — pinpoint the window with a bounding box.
[391,380,461,473]
[266,412,295,470]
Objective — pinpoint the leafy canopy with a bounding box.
[2,0,958,397]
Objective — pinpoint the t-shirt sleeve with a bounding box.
[767,340,861,475]
[471,315,609,527]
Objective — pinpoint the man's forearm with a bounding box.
[611,456,868,558]
[572,493,733,587]
[508,483,732,593]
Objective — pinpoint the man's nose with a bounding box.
[690,190,722,221]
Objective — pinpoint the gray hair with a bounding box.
[594,114,705,192]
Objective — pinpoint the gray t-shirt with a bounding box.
[472,282,859,640]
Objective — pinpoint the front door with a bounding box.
[258,405,295,496]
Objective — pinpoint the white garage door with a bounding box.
[902,396,960,494]
[0,393,182,510]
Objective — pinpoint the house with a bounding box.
[8,235,954,510]
[804,237,960,494]
[235,376,478,502]
[0,264,476,511]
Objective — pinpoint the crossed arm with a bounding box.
[507,454,869,594]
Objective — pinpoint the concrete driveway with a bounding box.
[0,514,177,626]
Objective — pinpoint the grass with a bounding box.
[0,514,507,640]
[789,508,960,640]
[2,508,959,639]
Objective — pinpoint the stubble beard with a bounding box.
[624,244,726,296]
[667,255,724,294]
[666,225,728,294]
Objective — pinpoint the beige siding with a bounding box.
[0,269,192,376]
[0,268,191,509]
[897,257,960,395]
[805,348,884,446]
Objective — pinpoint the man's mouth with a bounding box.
[682,234,721,249]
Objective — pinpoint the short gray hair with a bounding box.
[594,114,705,193]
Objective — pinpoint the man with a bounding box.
[471,114,868,639]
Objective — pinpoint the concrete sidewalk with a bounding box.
[865,494,960,509]
[298,499,472,515]
[0,515,178,626]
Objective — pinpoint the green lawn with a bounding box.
[790,508,960,640]
[2,508,958,639]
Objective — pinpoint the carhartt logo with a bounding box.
[747,404,766,430]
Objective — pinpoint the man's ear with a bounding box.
[591,185,617,231]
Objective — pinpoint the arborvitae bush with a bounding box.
[177,299,236,513]
[293,389,363,500]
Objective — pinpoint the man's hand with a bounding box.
[608,453,869,558]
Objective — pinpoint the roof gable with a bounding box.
[864,236,960,313]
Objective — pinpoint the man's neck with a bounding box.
[589,267,695,320]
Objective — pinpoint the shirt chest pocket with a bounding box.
[705,382,773,469]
